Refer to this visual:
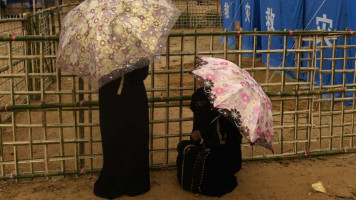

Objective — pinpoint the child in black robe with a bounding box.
[177,87,242,197]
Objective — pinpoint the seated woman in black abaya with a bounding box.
[176,87,242,197]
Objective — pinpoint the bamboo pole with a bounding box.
[33,0,36,13]
[251,28,257,78]
[210,29,214,56]
[1,88,356,112]
[352,45,356,149]
[88,82,93,171]
[72,77,79,175]
[307,36,317,152]
[265,34,271,92]
[56,56,65,174]
[194,30,197,91]
[0,112,3,177]
[78,77,85,171]
[40,39,50,177]
[223,29,227,60]
[8,40,19,180]
[294,33,302,153]
[341,34,347,149]
[179,31,184,143]
[319,35,325,150]
[23,18,34,175]
[0,130,351,146]
[0,29,351,42]
[149,61,155,167]
[234,22,240,64]
[2,148,356,180]
[329,39,337,150]
[279,33,288,154]
[165,36,170,168]
[238,28,243,67]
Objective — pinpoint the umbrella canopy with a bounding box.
[192,57,274,152]
[56,0,181,87]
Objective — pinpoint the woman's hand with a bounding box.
[191,130,202,143]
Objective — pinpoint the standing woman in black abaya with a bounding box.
[94,66,150,199]
[55,1,182,198]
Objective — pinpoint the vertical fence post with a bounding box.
[308,35,317,152]
[265,34,272,92]
[34,14,41,100]
[319,36,325,150]
[217,2,220,27]
[56,1,61,33]
[279,32,288,154]
[79,78,85,170]
[194,30,198,91]
[252,28,258,78]
[329,38,337,150]
[165,36,171,168]
[294,33,302,153]
[39,37,49,177]
[0,107,3,177]
[341,33,348,149]
[238,27,243,67]
[72,76,79,174]
[8,40,18,181]
[24,14,35,100]
[88,82,93,171]
[186,1,190,28]
[223,29,228,60]
[149,61,155,167]
[352,51,356,149]
[33,0,36,14]
[55,46,65,173]
[234,21,240,64]
[179,31,184,143]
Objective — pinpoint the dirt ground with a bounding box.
[0,154,356,200]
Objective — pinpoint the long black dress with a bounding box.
[94,66,150,199]
[177,88,242,197]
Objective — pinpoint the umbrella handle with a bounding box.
[216,118,226,145]
[117,76,125,95]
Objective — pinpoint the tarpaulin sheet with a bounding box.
[303,0,352,105]
[241,0,261,57]
[220,0,241,49]
[260,0,283,67]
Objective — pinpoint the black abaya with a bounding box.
[176,88,242,197]
[94,66,150,199]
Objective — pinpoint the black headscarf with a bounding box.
[190,88,220,146]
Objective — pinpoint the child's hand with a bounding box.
[191,130,202,143]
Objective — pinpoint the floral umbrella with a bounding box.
[56,0,181,87]
[192,57,274,152]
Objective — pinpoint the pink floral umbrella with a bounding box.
[192,57,274,152]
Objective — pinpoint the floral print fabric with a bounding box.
[57,0,181,87]
[192,57,274,152]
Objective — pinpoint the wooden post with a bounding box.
[186,2,190,28]
[293,32,300,69]
[23,13,34,99]
[79,78,85,170]
[33,0,36,13]
[56,0,62,33]
[234,21,240,64]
